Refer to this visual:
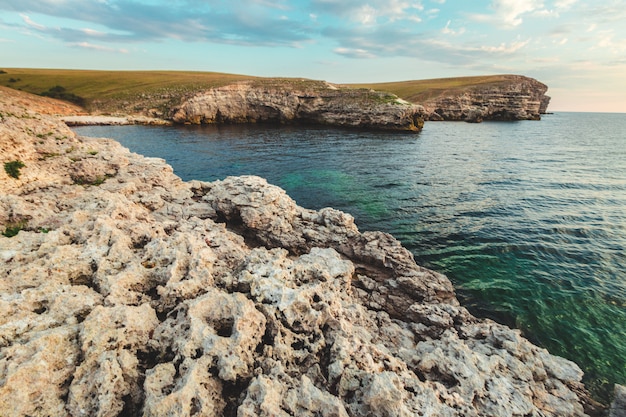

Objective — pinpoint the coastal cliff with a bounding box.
[171,80,426,132]
[419,75,550,122]
[352,75,551,122]
[0,88,610,416]
[1,70,550,128]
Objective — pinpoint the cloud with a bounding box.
[310,0,424,25]
[70,41,129,53]
[333,47,376,59]
[441,20,465,36]
[20,14,46,30]
[469,0,545,28]
[3,0,315,47]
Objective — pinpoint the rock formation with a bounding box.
[171,80,426,132]
[421,75,550,122]
[0,88,609,416]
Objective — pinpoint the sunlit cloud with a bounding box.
[20,14,46,31]
[469,0,545,28]
[333,47,376,59]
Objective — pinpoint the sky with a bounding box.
[1,0,625,113]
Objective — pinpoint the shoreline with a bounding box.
[2,87,622,416]
[61,115,172,126]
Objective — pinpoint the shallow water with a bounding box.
[74,112,626,400]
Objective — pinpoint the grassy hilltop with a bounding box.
[0,68,516,115]
[350,75,521,103]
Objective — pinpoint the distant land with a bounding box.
[0,68,550,125]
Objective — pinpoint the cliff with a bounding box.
[1,70,551,127]
[352,75,551,122]
[0,87,608,416]
[171,79,426,132]
[419,75,550,122]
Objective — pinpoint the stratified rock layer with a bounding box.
[422,75,550,122]
[0,89,604,416]
[171,80,426,132]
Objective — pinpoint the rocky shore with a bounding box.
[0,88,620,416]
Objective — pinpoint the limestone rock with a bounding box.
[421,75,551,122]
[610,385,626,417]
[171,80,426,132]
[0,88,606,416]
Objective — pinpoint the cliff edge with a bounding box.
[171,79,426,132]
[0,87,606,416]
[423,75,550,122]
[352,75,551,122]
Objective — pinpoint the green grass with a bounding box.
[0,68,525,111]
[2,220,27,238]
[348,75,521,103]
[0,68,257,113]
[0,68,255,100]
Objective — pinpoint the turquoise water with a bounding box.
[73,113,626,401]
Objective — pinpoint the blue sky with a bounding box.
[1,0,625,112]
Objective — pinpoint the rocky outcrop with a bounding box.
[0,89,609,416]
[610,385,626,417]
[422,75,550,122]
[171,80,426,132]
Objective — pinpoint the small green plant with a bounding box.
[73,174,110,186]
[4,160,25,179]
[40,85,86,107]
[2,221,27,238]
[87,150,98,155]
[39,152,60,160]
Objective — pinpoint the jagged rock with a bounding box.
[421,75,550,122]
[171,80,426,132]
[0,88,608,416]
[610,385,626,417]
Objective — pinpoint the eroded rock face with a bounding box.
[171,80,426,132]
[0,89,604,416]
[422,75,551,122]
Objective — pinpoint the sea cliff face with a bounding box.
[171,80,426,132]
[421,75,550,122]
[0,88,607,416]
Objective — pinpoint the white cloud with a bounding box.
[354,5,377,24]
[312,0,424,25]
[479,38,530,53]
[333,47,376,59]
[441,20,465,35]
[470,0,545,28]
[71,41,129,53]
[554,0,577,9]
[20,14,46,30]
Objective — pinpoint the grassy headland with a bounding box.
[0,68,256,115]
[347,74,520,103]
[0,68,521,116]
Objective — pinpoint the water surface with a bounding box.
[74,113,626,400]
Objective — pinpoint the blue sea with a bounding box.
[73,112,626,401]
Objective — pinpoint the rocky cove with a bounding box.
[1,86,624,416]
[55,75,551,130]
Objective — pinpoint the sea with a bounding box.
[73,112,626,402]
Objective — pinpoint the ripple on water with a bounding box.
[73,113,626,402]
